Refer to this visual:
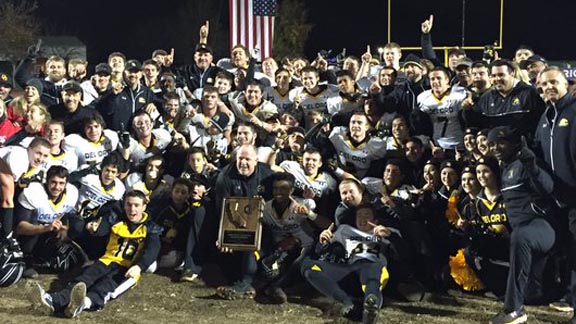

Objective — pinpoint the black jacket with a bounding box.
[173,64,221,92]
[534,94,576,202]
[96,84,155,132]
[500,156,555,229]
[464,82,545,138]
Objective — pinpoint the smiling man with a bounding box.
[534,67,576,319]
[463,60,545,138]
[50,81,93,135]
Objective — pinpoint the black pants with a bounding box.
[565,207,576,308]
[301,257,388,307]
[183,210,205,274]
[50,261,129,311]
[504,218,555,312]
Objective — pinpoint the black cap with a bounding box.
[402,54,423,70]
[476,128,490,138]
[287,126,306,137]
[0,72,13,88]
[195,43,213,54]
[465,127,479,136]
[520,55,547,69]
[440,159,462,174]
[487,126,521,144]
[455,57,473,70]
[475,156,500,176]
[189,174,210,188]
[152,49,168,57]
[448,48,466,57]
[461,165,476,175]
[125,59,142,71]
[95,63,112,76]
[25,78,44,94]
[62,81,83,93]
[425,158,441,169]
[209,111,230,132]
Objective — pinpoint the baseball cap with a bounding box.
[455,57,473,70]
[62,81,83,93]
[448,48,466,57]
[0,72,13,88]
[152,49,168,57]
[402,54,423,70]
[519,55,547,69]
[125,59,142,71]
[487,126,520,144]
[95,63,112,76]
[287,126,306,137]
[195,43,213,54]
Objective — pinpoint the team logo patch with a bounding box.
[138,97,146,103]
[0,74,7,81]
[507,169,514,178]
[207,78,214,83]
[512,97,520,106]
[559,118,569,127]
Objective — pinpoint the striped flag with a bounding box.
[229,0,277,61]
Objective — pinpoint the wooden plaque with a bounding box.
[218,197,264,251]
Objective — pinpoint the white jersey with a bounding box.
[43,149,78,173]
[417,86,467,149]
[262,197,316,249]
[229,96,279,122]
[279,160,337,199]
[264,87,294,114]
[64,129,119,169]
[361,177,416,202]
[0,146,42,181]
[127,128,172,169]
[288,85,339,114]
[187,126,228,157]
[77,173,125,210]
[328,126,387,178]
[331,224,388,264]
[18,182,78,224]
[326,93,364,116]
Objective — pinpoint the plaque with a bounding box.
[218,197,264,251]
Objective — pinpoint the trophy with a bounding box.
[218,197,264,251]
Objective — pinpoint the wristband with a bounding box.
[307,211,318,221]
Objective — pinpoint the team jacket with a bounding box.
[500,157,555,228]
[465,81,545,137]
[534,94,576,194]
[96,84,155,132]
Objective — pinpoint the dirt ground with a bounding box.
[0,265,572,324]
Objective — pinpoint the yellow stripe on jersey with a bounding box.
[89,135,106,147]
[49,193,67,211]
[100,213,150,268]
[345,140,367,150]
[311,264,322,272]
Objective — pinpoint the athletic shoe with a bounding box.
[549,298,574,312]
[216,280,256,300]
[64,282,86,318]
[30,282,54,315]
[264,286,287,304]
[22,267,39,279]
[362,294,379,324]
[489,307,527,324]
[180,269,199,283]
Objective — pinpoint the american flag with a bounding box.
[229,0,277,61]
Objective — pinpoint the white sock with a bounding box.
[83,297,92,310]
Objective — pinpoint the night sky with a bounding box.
[33,0,576,65]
